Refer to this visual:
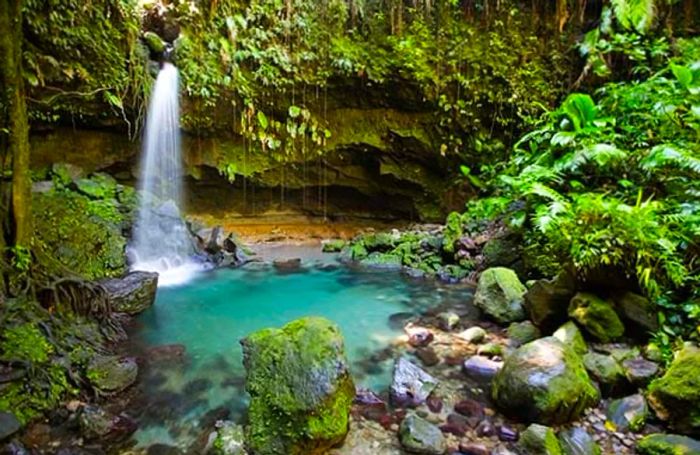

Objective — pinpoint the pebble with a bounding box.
[497,425,518,442]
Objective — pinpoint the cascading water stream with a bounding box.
[130,62,201,286]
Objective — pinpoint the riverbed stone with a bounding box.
[399,413,446,454]
[100,271,158,315]
[606,394,648,432]
[557,427,601,455]
[637,433,700,455]
[391,357,438,407]
[0,412,20,441]
[474,267,527,324]
[648,345,700,436]
[568,293,624,342]
[524,271,576,331]
[87,355,138,394]
[462,355,503,382]
[437,312,460,331]
[492,337,599,424]
[241,317,355,455]
[519,424,562,455]
[458,326,486,344]
[583,352,626,395]
[507,321,541,347]
[553,321,588,355]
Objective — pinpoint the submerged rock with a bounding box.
[474,267,527,324]
[87,356,138,394]
[557,427,601,455]
[78,405,137,441]
[241,317,354,454]
[648,345,700,435]
[519,424,562,455]
[100,271,158,315]
[399,413,446,455]
[492,337,599,424]
[637,433,700,455]
[390,357,438,407]
[272,258,302,272]
[606,394,648,432]
[568,293,624,342]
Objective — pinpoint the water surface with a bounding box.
[127,246,471,449]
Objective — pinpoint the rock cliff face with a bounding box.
[30,100,462,222]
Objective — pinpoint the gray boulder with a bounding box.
[474,267,527,324]
[606,394,648,432]
[519,424,562,455]
[557,427,601,455]
[492,337,599,424]
[100,271,158,315]
[87,356,138,394]
[524,271,576,331]
[0,412,20,442]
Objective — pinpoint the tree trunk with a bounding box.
[0,0,32,250]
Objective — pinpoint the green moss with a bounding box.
[322,239,346,253]
[442,211,463,254]
[637,434,700,455]
[33,186,128,280]
[0,322,76,425]
[242,317,355,455]
[474,267,527,324]
[568,293,624,342]
[648,346,700,435]
[552,321,588,355]
[520,424,562,455]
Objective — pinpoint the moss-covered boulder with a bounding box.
[474,267,527,324]
[519,424,562,455]
[143,31,166,54]
[568,293,624,342]
[241,317,355,455]
[637,434,700,455]
[33,183,131,280]
[583,352,626,396]
[553,321,588,356]
[211,421,247,455]
[359,252,403,270]
[648,346,700,436]
[492,337,599,425]
[614,291,659,334]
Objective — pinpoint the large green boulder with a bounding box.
[637,434,700,455]
[568,293,624,342]
[648,346,700,436]
[519,424,562,455]
[241,317,355,455]
[492,337,599,425]
[474,267,527,324]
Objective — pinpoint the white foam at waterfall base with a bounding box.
[130,62,203,286]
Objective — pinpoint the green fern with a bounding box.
[611,0,657,34]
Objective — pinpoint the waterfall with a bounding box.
[130,62,200,286]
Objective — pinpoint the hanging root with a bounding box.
[37,277,126,342]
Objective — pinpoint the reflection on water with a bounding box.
[126,247,472,449]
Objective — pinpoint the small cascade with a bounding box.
[130,62,201,286]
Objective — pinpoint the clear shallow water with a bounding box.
[127,247,471,449]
